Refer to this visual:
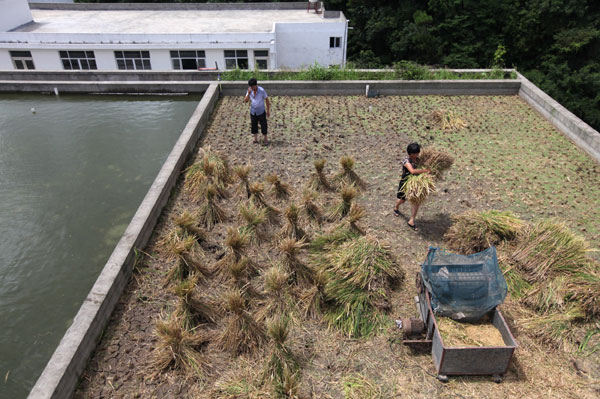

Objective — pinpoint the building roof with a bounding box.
[13,9,342,35]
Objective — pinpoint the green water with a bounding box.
[0,93,200,398]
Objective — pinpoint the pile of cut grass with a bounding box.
[445,209,524,254]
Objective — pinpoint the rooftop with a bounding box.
[14,9,341,35]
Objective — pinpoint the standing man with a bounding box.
[244,78,271,145]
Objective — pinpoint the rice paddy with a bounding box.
[75,95,600,399]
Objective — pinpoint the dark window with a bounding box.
[60,50,97,70]
[114,50,151,70]
[10,51,32,57]
[225,59,237,69]
[329,37,341,48]
[256,59,268,70]
[170,49,207,70]
[11,51,35,70]
[224,49,249,70]
[254,50,268,57]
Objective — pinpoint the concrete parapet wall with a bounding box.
[517,72,600,163]
[0,80,210,93]
[29,2,309,11]
[0,71,219,81]
[218,80,521,96]
[27,83,220,399]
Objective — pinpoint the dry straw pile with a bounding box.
[445,210,599,349]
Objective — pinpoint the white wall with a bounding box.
[0,50,13,69]
[0,0,33,32]
[275,22,345,69]
[31,49,61,69]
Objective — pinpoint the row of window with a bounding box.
[8,49,272,71]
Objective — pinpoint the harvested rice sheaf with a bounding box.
[334,156,366,189]
[218,289,266,355]
[265,173,292,200]
[151,313,209,375]
[401,173,435,205]
[264,317,300,398]
[431,108,467,131]
[445,210,525,254]
[312,236,404,337]
[418,148,454,178]
[510,219,591,283]
[308,158,333,192]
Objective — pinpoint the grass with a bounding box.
[219,62,518,82]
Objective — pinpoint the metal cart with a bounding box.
[401,273,518,383]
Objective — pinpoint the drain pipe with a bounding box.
[342,18,349,67]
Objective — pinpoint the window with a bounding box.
[254,50,269,70]
[114,51,152,70]
[10,50,35,70]
[224,50,248,69]
[170,50,206,70]
[329,37,341,48]
[60,51,97,70]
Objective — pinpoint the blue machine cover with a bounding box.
[421,246,507,321]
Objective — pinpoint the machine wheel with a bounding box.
[437,374,449,383]
[492,374,503,383]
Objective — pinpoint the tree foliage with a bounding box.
[84,0,600,130]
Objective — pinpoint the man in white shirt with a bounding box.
[243,78,271,145]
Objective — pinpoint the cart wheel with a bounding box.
[415,272,423,293]
[492,374,503,383]
[437,374,449,383]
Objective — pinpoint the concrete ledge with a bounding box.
[0,80,210,94]
[0,69,516,82]
[517,72,600,163]
[218,80,521,96]
[27,83,220,399]
[30,2,309,11]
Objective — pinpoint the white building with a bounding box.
[0,1,348,71]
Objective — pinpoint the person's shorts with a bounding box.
[396,179,407,200]
[250,112,268,135]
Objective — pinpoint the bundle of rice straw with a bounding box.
[401,174,435,205]
[444,210,525,254]
[418,148,454,178]
[510,219,590,283]
[401,148,453,205]
[431,109,467,131]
